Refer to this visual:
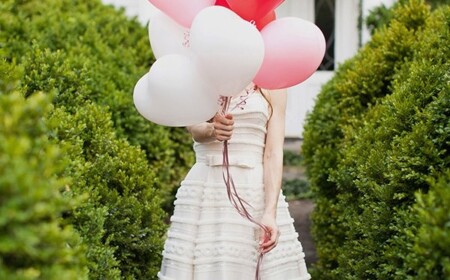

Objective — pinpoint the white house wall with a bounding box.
[335,0,360,65]
[276,1,314,22]
[102,0,157,25]
[102,0,393,138]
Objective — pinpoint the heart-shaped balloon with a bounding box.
[253,17,326,89]
[214,0,229,8]
[190,6,264,96]
[215,0,276,31]
[225,0,284,22]
[148,11,190,59]
[133,55,219,127]
[147,0,215,27]
[256,10,276,30]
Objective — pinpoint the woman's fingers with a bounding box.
[213,113,234,141]
[261,236,278,253]
[215,113,234,126]
[259,227,280,254]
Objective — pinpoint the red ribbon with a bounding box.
[220,96,270,280]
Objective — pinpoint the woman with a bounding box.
[157,84,310,280]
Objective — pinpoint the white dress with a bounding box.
[158,91,311,280]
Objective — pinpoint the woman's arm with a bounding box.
[187,113,234,143]
[259,88,287,253]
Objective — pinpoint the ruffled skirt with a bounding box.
[157,147,311,280]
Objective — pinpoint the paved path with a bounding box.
[283,139,317,267]
[288,199,317,268]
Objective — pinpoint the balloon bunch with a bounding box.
[134,0,325,127]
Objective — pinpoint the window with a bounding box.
[315,0,335,70]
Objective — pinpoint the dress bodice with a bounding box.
[193,91,269,163]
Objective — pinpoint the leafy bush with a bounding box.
[0,0,194,211]
[282,178,312,200]
[365,0,450,34]
[303,2,430,276]
[0,70,88,279]
[0,0,189,278]
[426,0,450,8]
[47,102,168,279]
[282,150,310,200]
[303,1,449,279]
[409,171,450,279]
[283,150,304,166]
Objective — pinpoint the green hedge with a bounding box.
[366,0,450,34]
[1,53,166,280]
[303,1,449,279]
[47,101,169,279]
[0,0,195,278]
[0,64,87,279]
[0,0,194,211]
[411,171,450,278]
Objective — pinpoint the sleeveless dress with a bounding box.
[157,91,311,280]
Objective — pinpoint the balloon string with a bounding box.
[220,96,270,280]
[182,30,190,48]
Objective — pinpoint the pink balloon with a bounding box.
[147,0,215,27]
[253,18,326,89]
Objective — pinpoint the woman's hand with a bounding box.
[212,113,234,142]
[186,113,234,143]
[259,214,280,254]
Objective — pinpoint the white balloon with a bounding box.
[189,6,265,97]
[133,55,219,127]
[147,0,215,28]
[148,11,191,59]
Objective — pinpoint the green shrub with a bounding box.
[1,0,184,278]
[283,150,304,166]
[48,102,168,279]
[303,2,431,277]
[408,171,450,279]
[282,178,312,200]
[303,1,450,279]
[365,0,449,34]
[282,150,310,200]
[0,86,88,279]
[0,0,194,211]
[365,4,394,35]
[426,0,450,8]
[329,8,449,276]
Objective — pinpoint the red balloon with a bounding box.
[215,0,230,8]
[216,0,276,30]
[256,10,276,30]
[225,0,284,22]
